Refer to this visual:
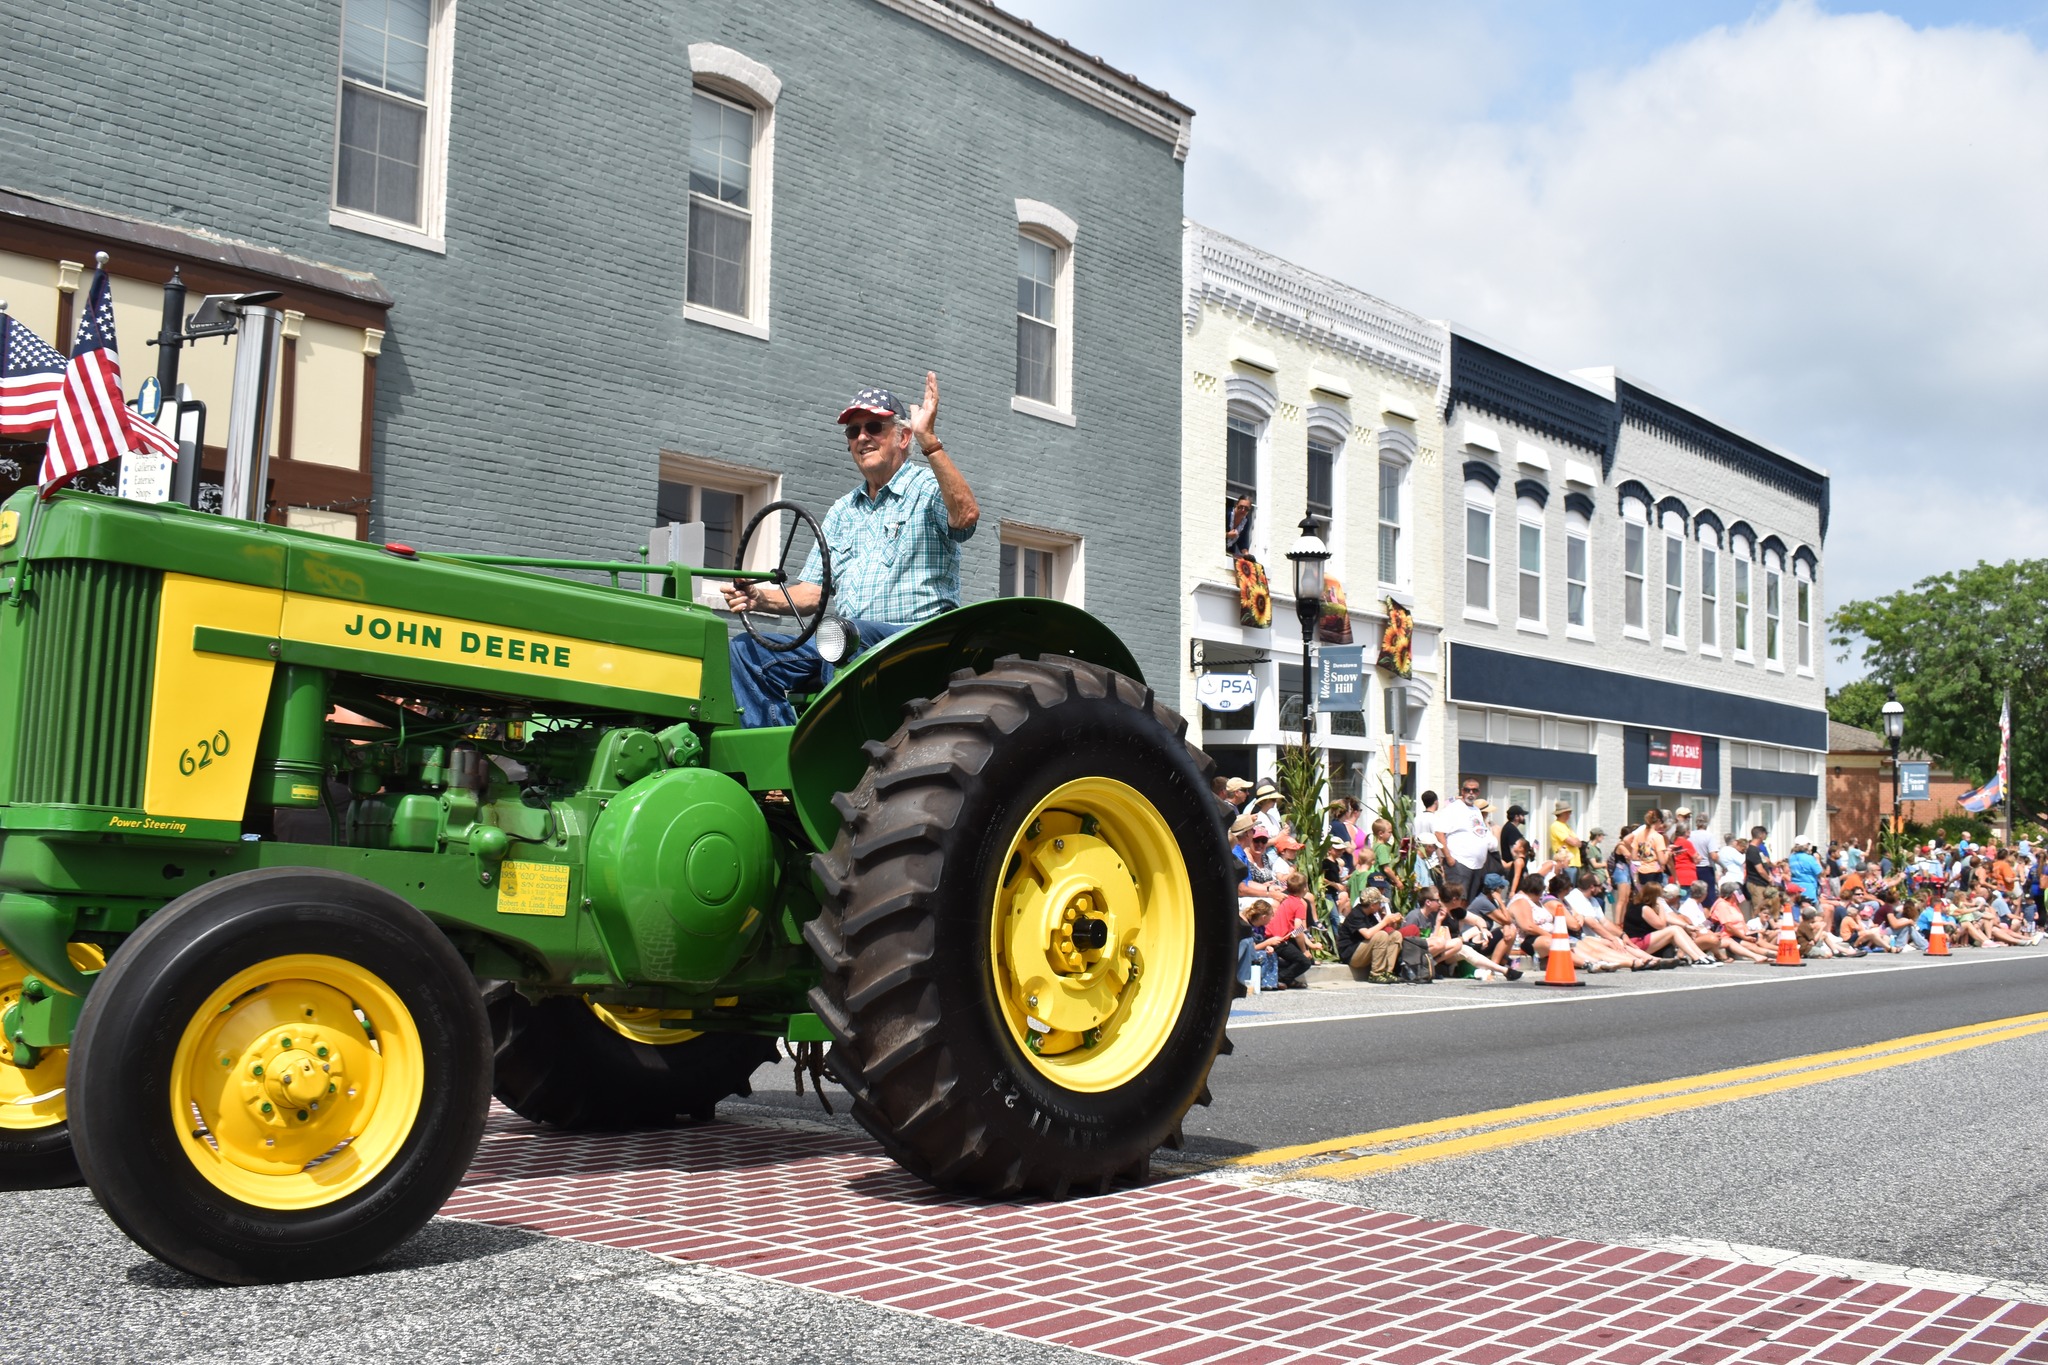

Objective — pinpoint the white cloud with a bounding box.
[1028,2,2048,645]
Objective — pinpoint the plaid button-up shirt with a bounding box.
[800,460,974,624]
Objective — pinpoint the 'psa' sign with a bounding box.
[1646,730,1705,790]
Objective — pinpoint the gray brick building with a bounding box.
[0,0,1192,686]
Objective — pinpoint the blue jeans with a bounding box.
[729,617,908,728]
[1236,938,1278,990]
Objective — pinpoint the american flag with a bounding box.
[0,310,66,437]
[41,269,179,494]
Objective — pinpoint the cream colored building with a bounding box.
[1179,222,1448,802]
[0,190,391,537]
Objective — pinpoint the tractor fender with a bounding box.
[786,598,1143,850]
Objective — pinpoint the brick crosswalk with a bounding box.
[442,1111,2048,1365]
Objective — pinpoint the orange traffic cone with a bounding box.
[1542,918,1584,988]
[1927,907,1950,957]
[1774,909,1805,967]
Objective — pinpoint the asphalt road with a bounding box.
[1192,949,2048,1151]
[1187,948,2048,1289]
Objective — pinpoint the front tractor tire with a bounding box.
[489,992,778,1129]
[806,655,1234,1198]
[68,869,491,1284]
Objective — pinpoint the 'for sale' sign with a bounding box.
[1647,730,1704,790]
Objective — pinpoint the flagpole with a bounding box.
[2000,687,2013,848]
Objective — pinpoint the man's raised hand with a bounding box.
[910,370,940,451]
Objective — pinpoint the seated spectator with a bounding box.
[1705,880,1774,963]
[1621,883,1715,965]
[1948,892,1989,948]
[1550,872,1650,969]
[1236,899,1278,995]
[1980,894,2040,947]
[1265,873,1317,990]
[1667,883,1733,958]
[1335,887,1404,983]
[1796,904,1862,958]
[1230,814,1285,909]
[1873,888,1914,951]
[1509,873,1619,973]
[1420,887,1522,981]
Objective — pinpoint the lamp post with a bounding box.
[1285,515,1330,757]
[1881,687,1905,837]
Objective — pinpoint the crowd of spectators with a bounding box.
[1216,773,2046,994]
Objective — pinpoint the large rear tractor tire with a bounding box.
[806,655,1235,1197]
[68,869,491,1284]
[0,945,103,1189]
[489,992,778,1129]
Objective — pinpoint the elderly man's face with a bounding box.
[845,415,912,487]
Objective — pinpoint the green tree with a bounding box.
[1826,677,1889,733]
[1831,559,2048,815]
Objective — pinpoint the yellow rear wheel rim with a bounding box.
[0,944,102,1132]
[168,953,424,1210]
[587,1002,702,1046]
[989,777,1194,1093]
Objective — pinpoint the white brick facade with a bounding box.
[1178,222,1448,801]
[1440,328,1831,859]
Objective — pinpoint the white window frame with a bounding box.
[1011,199,1077,425]
[1765,552,1785,671]
[1375,425,1416,591]
[683,44,780,340]
[1463,479,1496,624]
[1698,526,1721,656]
[1622,500,1650,640]
[1731,535,1754,661]
[1795,563,1814,675]
[329,0,458,253]
[1661,509,1686,650]
[1564,510,1592,641]
[998,518,1084,606]
[657,449,781,607]
[1515,498,1545,633]
[1306,404,1350,582]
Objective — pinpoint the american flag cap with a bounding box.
[835,386,907,425]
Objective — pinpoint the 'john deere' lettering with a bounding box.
[344,614,568,668]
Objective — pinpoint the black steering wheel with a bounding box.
[731,500,833,652]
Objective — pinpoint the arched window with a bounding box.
[1516,491,1545,628]
[1697,520,1722,653]
[1375,426,1415,589]
[1464,475,1496,617]
[1660,507,1686,645]
[686,43,781,337]
[1564,504,1591,634]
[1620,493,1650,636]
[1793,552,1816,673]
[1223,374,1276,560]
[1014,199,1078,421]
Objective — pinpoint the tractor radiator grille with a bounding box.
[15,560,161,808]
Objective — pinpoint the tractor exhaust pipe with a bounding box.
[219,300,283,522]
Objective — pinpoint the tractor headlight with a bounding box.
[815,615,860,666]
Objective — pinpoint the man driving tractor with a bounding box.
[721,370,980,727]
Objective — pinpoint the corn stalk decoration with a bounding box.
[1371,770,1421,919]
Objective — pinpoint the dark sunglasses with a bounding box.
[844,418,895,440]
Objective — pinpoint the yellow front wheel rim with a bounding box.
[168,953,424,1210]
[0,944,102,1132]
[989,777,1195,1093]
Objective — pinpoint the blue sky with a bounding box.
[1014,2,2048,677]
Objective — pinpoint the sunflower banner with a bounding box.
[1377,598,1413,677]
[1234,556,1271,628]
[1318,575,1352,644]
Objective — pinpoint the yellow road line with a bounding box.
[1282,1016,2048,1181]
[1233,1010,2048,1169]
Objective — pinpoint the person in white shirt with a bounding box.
[1439,778,1493,898]
[1413,791,1442,877]
[1713,836,1745,887]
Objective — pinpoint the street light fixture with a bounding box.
[1285,516,1330,757]
[1881,687,1905,836]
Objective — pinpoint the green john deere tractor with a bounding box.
[0,487,1232,1284]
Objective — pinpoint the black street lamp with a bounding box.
[1881,687,1905,836]
[1285,515,1330,756]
